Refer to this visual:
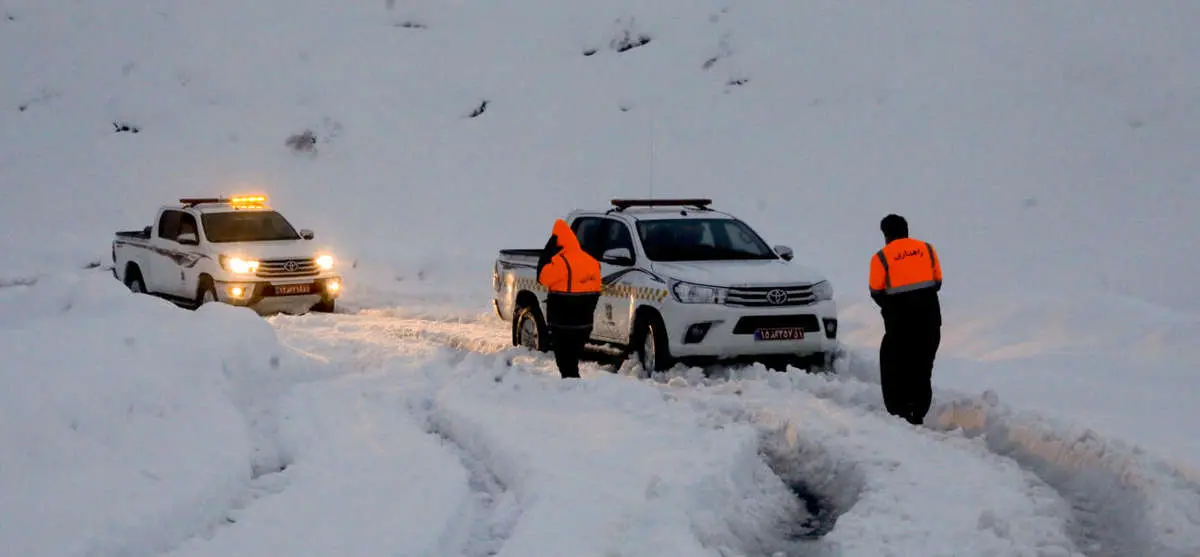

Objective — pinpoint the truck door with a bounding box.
[149,209,202,298]
[172,212,202,297]
[571,217,637,343]
[597,219,638,344]
[146,210,182,294]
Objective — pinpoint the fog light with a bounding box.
[823,318,838,339]
[684,322,712,344]
[326,280,341,295]
[229,286,245,298]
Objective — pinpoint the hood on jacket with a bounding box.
[551,219,581,251]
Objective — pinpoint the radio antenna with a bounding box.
[648,109,656,198]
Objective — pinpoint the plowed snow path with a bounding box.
[189,309,1100,557]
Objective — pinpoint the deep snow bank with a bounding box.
[0,272,310,557]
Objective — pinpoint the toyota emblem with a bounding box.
[766,289,788,305]
[284,260,299,272]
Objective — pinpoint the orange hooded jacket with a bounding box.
[538,219,601,294]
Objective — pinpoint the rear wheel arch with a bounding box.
[123,263,145,292]
[512,290,550,352]
[514,290,541,314]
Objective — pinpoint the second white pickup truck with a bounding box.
[492,198,839,374]
[112,195,343,314]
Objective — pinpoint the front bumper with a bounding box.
[663,299,838,358]
[213,274,342,312]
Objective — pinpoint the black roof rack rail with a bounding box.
[609,198,713,212]
[178,197,226,208]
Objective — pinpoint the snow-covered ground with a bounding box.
[3,0,1200,555]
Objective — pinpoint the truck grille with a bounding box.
[256,258,319,278]
[725,284,816,307]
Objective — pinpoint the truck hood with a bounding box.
[649,259,827,287]
[211,240,332,261]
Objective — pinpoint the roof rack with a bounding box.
[178,195,268,209]
[609,198,713,212]
[178,197,225,208]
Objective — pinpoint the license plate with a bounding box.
[755,327,805,341]
[273,284,312,296]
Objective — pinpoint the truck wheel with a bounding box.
[513,305,549,352]
[312,298,336,313]
[634,314,674,375]
[196,277,219,307]
[125,267,146,294]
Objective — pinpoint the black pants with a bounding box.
[879,326,941,425]
[550,325,592,378]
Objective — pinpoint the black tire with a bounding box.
[312,298,336,313]
[196,276,219,308]
[513,304,550,352]
[633,312,673,375]
[125,266,146,294]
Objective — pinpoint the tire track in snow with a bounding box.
[406,395,522,557]
[289,309,1195,554]
[713,360,1200,557]
[280,312,1090,555]
[677,383,1086,556]
[272,312,525,557]
[276,312,835,556]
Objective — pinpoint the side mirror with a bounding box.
[177,232,199,246]
[773,244,794,261]
[601,247,634,266]
[300,229,314,240]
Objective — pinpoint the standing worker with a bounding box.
[868,214,943,425]
[537,219,602,378]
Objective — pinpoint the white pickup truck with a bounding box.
[112,195,343,314]
[492,198,840,373]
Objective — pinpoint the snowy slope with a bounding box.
[3,0,1200,555]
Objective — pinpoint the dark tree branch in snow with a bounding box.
[113,121,140,133]
[467,100,488,118]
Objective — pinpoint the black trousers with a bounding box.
[879,325,941,425]
[550,325,592,378]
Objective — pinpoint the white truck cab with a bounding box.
[492,198,839,373]
[112,195,343,314]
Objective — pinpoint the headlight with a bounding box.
[671,280,727,304]
[316,254,334,270]
[812,280,833,301]
[220,255,259,274]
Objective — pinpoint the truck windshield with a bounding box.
[201,211,301,243]
[635,218,778,261]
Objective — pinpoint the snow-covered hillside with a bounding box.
[3,1,1200,555]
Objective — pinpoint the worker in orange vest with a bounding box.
[868,214,943,425]
[537,219,602,378]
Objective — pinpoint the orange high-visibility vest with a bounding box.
[869,238,942,295]
[539,220,602,294]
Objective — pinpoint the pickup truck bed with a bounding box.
[498,248,542,259]
[115,227,151,240]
